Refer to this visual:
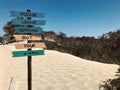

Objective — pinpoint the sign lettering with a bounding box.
[22,36,32,39]
[24,44,35,48]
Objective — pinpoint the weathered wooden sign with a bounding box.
[12,49,44,57]
[10,11,44,18]
[14,27,43,34]
[15,42,46,49]
[13,35,42,41]
[11,19,46,25]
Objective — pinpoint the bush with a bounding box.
[99,67,120,90]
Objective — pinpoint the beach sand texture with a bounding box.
[0,43,119,90]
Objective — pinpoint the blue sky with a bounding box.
[0,0,120,37]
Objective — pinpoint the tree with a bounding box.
[3,21,14,35]
[58,32,67,37]
[42,31,57,41]
[3,18,30,43]
[3,21,15,43]
[0,36,3,44]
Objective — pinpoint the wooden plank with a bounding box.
[11,19,46,25]
[10,11,45,18]
[12,50,44,57]
[9,77,16,90]
[14,27,43,34]
[15,43,46,49]
[13,35,42,41]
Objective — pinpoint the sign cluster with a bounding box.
[11,10,46,57]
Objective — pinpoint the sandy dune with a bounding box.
[0,43,119,90]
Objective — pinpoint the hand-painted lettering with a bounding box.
[22,36,32,39]
[24,44,35,48]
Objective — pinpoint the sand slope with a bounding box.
[0,44,119,90]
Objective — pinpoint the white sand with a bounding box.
[0,43,119,90]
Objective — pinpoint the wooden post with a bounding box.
[27,9,32,90]
[28,47,32,90]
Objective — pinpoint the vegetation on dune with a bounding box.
[0,36,3,44]
[42,30,120,65]
[99,67,120,90]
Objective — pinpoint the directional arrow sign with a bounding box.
[11,19,46,25]
[10,11,44,18]
[14,27,43,34]
[15,43,46,49]
[12,50,44,57]
[13,35,42,41]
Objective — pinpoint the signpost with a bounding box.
[11,19,46,25]
[11,9,46,90]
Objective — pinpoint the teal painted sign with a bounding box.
[11,19,46,25]
[10,11,44,18]
[14,27,43,34]
[12,50,44,57]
